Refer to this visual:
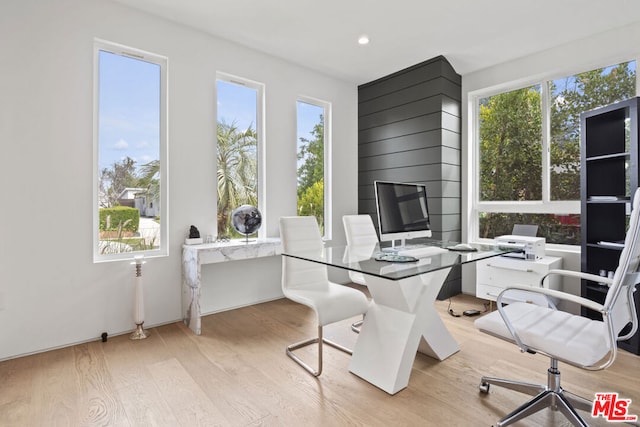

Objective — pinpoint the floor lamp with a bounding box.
[130,254,149,340]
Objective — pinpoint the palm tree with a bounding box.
[138,159,160,207]
[217,120,258,235]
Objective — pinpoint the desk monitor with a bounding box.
[374,180,432,249]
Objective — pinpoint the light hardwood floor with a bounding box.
[1,291,639,427]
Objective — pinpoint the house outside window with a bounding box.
[473,60,636,245]
[297,98,331,238]
[93,40,168,262]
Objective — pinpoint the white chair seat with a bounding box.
[476,303,608,367]
[285,282,369,326]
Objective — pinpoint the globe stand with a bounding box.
[242,233,257,244]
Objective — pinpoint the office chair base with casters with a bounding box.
[286,325,353,377]
[479,358,593,427]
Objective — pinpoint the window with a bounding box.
[479,85,543,202]
[93,40,167,261]
[549,63,636,200]
[297,98,331,238]
[474,61,636,245]
[216,73,264,238]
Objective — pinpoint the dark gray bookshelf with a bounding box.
[580,96,640,355]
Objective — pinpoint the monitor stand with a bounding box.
[382,238,408,253]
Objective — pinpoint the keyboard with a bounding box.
[396,246,448,258]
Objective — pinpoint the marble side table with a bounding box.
[182,238,282,334]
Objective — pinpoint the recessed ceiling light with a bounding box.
[358,35,370,45]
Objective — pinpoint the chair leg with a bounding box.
[497,390,556,426]
[480,376,546,397]
[554,393,590,427]
[563,390,596,413]
[496,390,588,427]
[351,315,364,333]
[286,325,353,377]
[481,359,593,427]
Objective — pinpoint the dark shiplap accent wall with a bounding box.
[357,56,462,298]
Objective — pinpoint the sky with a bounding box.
[98,53,632,176]
[98,51,324,178]
[296,100,323,144]
[216,80,323,148]
[216,80,256,131]
[98,50,160,173]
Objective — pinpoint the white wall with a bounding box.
[0,0,358,360]
[460,22,640,306]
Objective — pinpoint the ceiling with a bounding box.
[112,0,640,84]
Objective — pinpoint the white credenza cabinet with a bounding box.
[476,255,563,304]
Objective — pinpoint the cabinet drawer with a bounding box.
[476,283,503,301]
[477,258,547,287]
[475,256,562,303]
[477,282,551,304]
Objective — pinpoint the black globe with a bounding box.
[231,205,262,236]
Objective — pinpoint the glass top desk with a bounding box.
[282,240,510,395]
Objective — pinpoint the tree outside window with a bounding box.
[216,78,260,238]
[550,62,636,201]
[479,85,542,203]
[297,101,327,234]
[477,61,636,245]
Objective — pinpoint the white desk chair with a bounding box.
[343,214,379,332]
[475,188,640,426]
[279,216,369,377]
[343,214,379,284]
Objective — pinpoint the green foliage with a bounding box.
[479,62,635,244]
[98,157,160,209]
[479,87,542,201]
[297,115,324,198]
[217,120,258,236]
[138,159,160,205]
[297,180,324,233]
[297,114,325,232]
[553,63,636,124]
[479,212,580,245]
[99,157,138,208]
[549,61,635,200]
[550,140,581,200]
[97,157,160,254]
[99,206,139,232]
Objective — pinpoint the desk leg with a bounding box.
[182,251,202,335]
[348,268,459,394]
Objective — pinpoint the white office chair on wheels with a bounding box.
[475,188,640,427]
[342,214,379,332]
[279,216,369,377]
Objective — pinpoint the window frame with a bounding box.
[92,39,169,263]
[470,58,639,248]
[215,72,266,239]
[296,96,332,240]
